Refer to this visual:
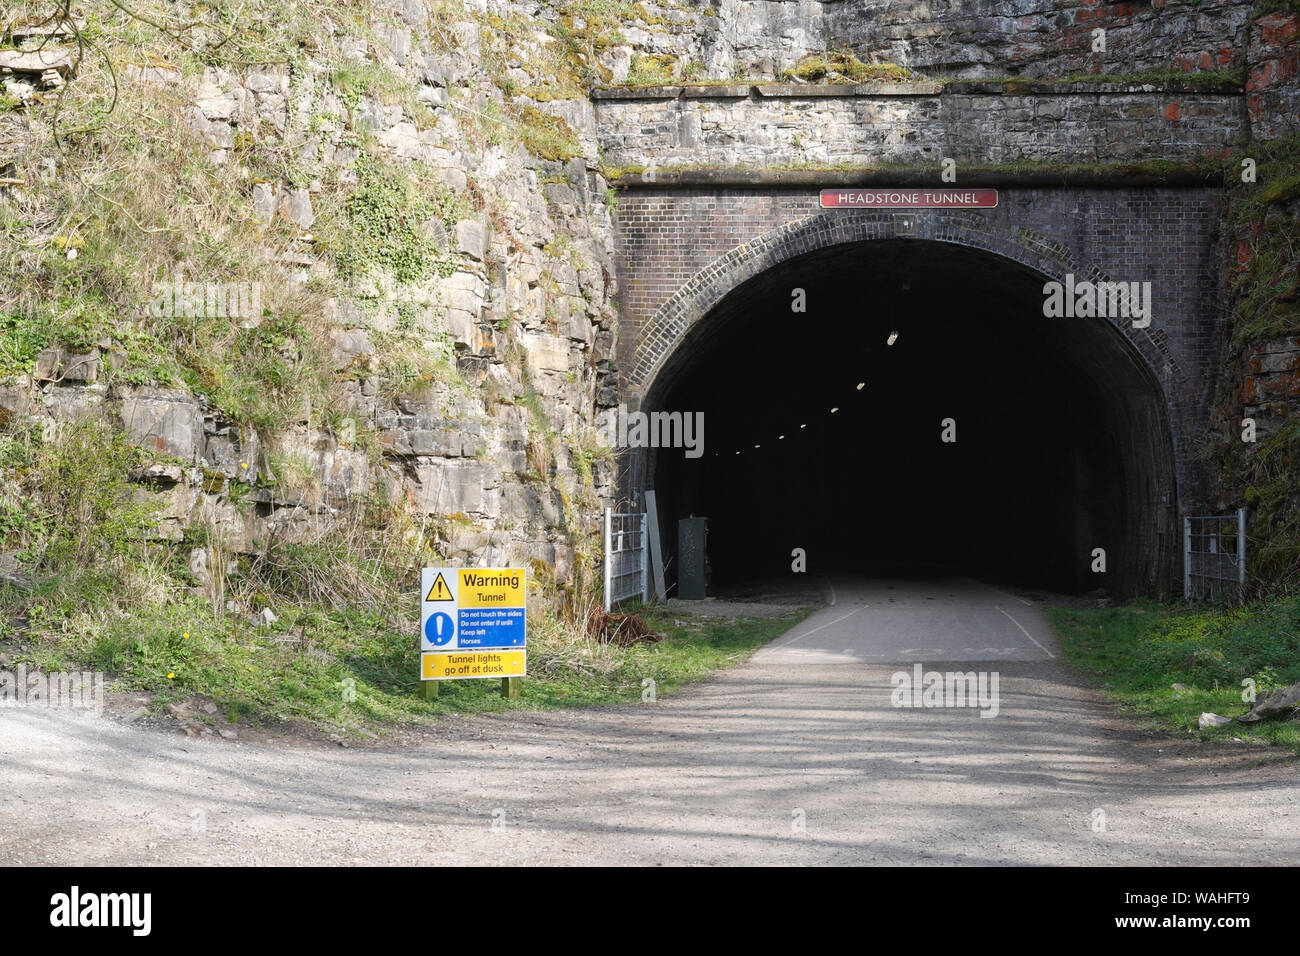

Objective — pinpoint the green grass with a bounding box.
[1049,598,1300,752]
[7,592,812,735]
[598,606,813,702]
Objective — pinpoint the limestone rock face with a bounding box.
[564,0,1260,84]
[0,1,631,585]
[119,389,204,462]
[523,333,571,375]
[33,348,100,384]
[455,220,487,261]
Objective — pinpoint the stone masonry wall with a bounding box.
[593,82,1249,170]
[1245,11,1300,140]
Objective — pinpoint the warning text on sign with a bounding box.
[458,569,525,607]
[422,650,526,680]
[457,607,526,647]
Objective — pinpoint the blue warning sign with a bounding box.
[456,607,525,648]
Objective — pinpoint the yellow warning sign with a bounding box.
[458,568,525,608]
[422,650,526,680]
[425,572,454,602]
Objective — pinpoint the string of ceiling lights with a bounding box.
[716,330,901,458]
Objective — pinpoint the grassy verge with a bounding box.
[520,605,813,709]
[5,585,811,734]
[1048,598,1300,753]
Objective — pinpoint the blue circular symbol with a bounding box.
[425,612,455,647]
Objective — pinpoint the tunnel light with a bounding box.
[856,382,865,390]
[800,423,807,429]
[830,407,839,413]
[778,434,785,440]
[887,331,899,346]
[754,444,760,449]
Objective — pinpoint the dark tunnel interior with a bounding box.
[641,239,1179,599]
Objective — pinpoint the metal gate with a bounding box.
[1184,508,1247,602]
[604,508,648,611]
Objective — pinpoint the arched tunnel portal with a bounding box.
[631,236,1180,599]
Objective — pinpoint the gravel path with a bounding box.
[3,578,1297,865]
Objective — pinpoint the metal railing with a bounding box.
[1184,508,1247,602]
[604,508,649,611]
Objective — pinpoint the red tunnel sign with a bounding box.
[820,189,999,209]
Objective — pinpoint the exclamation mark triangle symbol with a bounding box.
[426,572,454,602]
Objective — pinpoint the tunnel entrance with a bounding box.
[638,238,1179,599]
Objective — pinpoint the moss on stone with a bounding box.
[783,51,916,84]
[517,104,582,161]
[1257,173,1300,208]
[1252,0,1300,18]
[626,51,679,86]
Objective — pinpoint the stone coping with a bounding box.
[606,166,1225,189]
[590,78,1244,100]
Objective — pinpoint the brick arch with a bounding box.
[622,206,1190,595]
[627,209,1184,401]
